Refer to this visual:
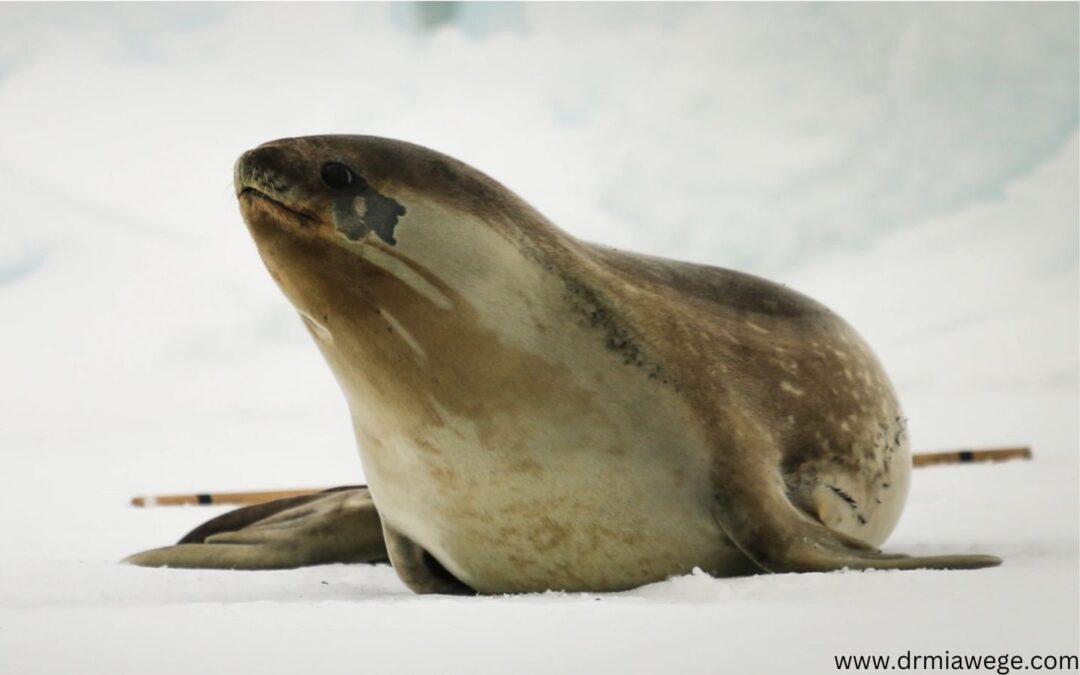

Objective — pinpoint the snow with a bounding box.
[0,4,1076,673]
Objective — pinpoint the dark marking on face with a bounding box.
[322,162,407,246]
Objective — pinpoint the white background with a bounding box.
[0,4,1076,673]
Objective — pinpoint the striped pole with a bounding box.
[131,488,321,507]
[911,446,1032,468]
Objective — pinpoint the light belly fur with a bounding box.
[353,406,747,593]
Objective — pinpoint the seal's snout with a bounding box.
[232,151,253,197]
[234,145,296,199]
[234,142,327,229]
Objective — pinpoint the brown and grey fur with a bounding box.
[125,135,1000,593]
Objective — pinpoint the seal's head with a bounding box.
[235,136,410,247]
[232,135,568,417]
[234,135,539,248]
[234,136,544,330]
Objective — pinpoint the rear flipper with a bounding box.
[123,486,389,569]
[734,513,1001,573]
[712,462,1001,574]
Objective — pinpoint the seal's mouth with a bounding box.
[239,187,321,226]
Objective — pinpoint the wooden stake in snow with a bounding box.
[130,489,321,508]
[130,446,1033,507]
[911,446,1032,468]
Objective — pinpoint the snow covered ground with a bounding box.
[0,4,1076,673]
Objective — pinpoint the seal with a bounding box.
[125,135,1000,593]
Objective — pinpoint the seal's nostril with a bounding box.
[321,162,357,190]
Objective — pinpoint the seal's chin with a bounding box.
[238,188,321,229]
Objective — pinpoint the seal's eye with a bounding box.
[321,162,356,190]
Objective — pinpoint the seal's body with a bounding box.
[125,136,999,593]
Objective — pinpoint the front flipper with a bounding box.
[123,486,389,569]
[382,524,475,595]
[712,457,1001,574]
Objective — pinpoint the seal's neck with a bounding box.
[288,196,573,436]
